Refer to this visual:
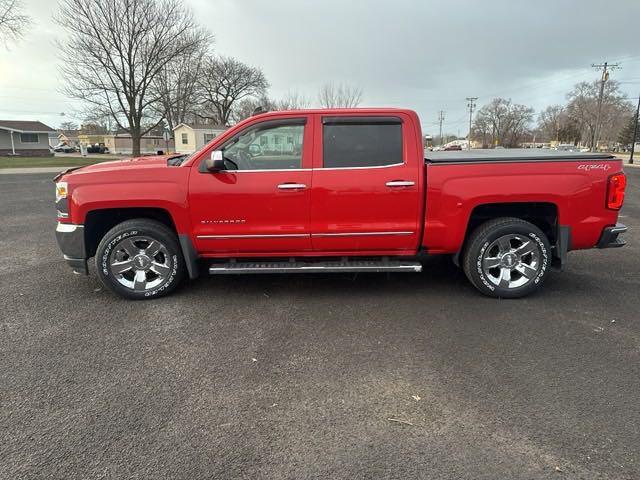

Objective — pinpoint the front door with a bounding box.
[310,114,422,253]
[189,117,313,254]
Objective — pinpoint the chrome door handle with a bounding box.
[386,180,415,187]
[277,183,307,190]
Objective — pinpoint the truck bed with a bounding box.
[425,149,614,164]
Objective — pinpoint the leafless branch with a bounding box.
[318,82,363,108]
[0,0,31,45]
[56,0,211,155]
[471,98,534,148]
[197,55,269,126]
[566,80,632,148]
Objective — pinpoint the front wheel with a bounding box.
[95,219,185,300]
[462,217,551,298]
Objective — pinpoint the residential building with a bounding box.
[103,133,174,155]
[173,123,227,154]
[56,129,81,147]
[78,133,106,146]
[0,120,55,157]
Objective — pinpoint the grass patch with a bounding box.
[0,156,116,169]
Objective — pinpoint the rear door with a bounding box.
[310,114,422,253]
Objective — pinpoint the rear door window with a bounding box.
[322,118,403,168]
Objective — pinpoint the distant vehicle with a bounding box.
[444,144,462,151]
[494,146,505,150]
[86,143,110,154]
[556,144,580,152]
[53,143,77,153]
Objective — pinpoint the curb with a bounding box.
[0,167,72,174]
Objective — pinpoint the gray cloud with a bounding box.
[2,0,639,134]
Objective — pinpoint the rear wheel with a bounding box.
[462,217,550,298]
[95,219,185,299]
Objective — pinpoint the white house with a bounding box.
[0,120,56,157]
[173,123,227,154]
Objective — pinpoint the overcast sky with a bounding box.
[1,0,640,136]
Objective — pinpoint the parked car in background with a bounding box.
[54,108,627,300]
[444,144,462,151]
[86,143,110,154]
[53,143,77,153]
[556,144,580,152]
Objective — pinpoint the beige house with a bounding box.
[103,133,174,155]
[56,130,81,147]
[173,123,226,154]
[0,120,55,157]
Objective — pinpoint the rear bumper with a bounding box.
[596,223,627,249]
[55,223,88,274]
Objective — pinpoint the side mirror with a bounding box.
[205,150,225,172]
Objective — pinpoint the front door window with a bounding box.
[222,124,304,170]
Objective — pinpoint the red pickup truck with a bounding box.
[54,108,627,300]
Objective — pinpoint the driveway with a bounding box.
[1,168,639,479]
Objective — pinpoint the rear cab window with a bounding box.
[322,117,403,168]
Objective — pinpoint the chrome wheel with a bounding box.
[482,234,540,289]
[108,236,172,291]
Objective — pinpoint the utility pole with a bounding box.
[466,97,477,150]
[591,61,620,152]
[630,94,640,165]
[438,111,445,146]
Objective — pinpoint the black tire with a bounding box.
[462,217,551,299]
[95,219,185,300]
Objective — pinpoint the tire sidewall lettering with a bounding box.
[475,229,549,294]
[528,232,548,285]
[476,240,495,291]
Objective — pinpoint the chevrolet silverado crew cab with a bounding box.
[54,108,627,300]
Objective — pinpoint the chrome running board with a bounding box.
[208,259,422,274]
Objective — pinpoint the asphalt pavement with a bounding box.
[1,168,639,479]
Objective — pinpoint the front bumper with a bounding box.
[596,223,627,249]
[55,223,88,274]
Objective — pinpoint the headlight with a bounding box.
[55,182,68,202]
[55,182,69,219]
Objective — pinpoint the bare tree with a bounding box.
[538,105,581,144]
[470,114,492,148]
[80,121,109,136]
[0,0,31,44]
[197,56,269,126]
[472,98,534,148]
[318,83,363,108]
[152,32,212,132]
[538,105,566,142]
[274,90,311,110]
[59,121,79,131]
[56,0,208,156]
[566,80,632,149]
[230,95,276,125]
[228,90,312,124]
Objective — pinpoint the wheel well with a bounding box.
[465,202,559,246]
[84,208,177,258]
